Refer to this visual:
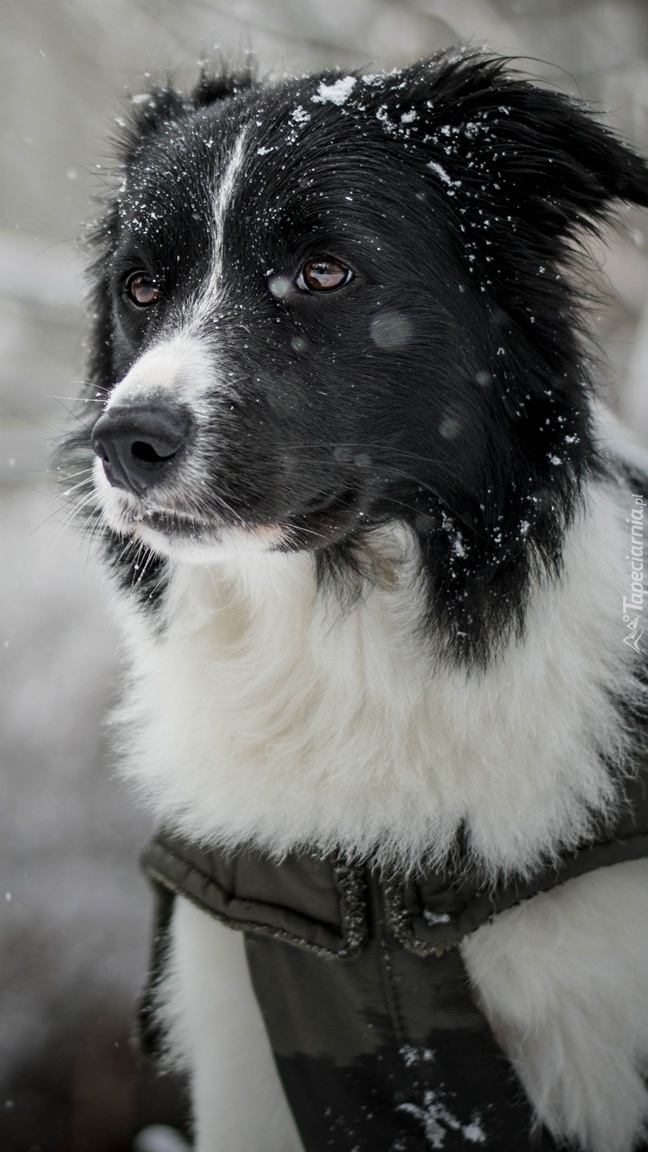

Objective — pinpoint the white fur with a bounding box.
[105,333,216,413]
[113,477,642,878]
[160,899,303,1152]
[461,860,648,1152]
[189,128,250,333]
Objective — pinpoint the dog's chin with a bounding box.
[137,522,287,564]
[106,508,361,564]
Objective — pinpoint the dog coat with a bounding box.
[139,768,648,1151]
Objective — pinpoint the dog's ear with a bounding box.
[375,53,648,242]
[191,64,256,108]
[115,86,189,164]
[115,65,256,165]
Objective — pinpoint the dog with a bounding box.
[57,50,648,1151]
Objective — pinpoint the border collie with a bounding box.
[57,50,648,1152]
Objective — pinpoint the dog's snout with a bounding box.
[92,402,192,496]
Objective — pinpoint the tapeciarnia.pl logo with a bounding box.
[623,494,645,652]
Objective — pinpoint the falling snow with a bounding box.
[369,310,413,349]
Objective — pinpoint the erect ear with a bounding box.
[373,52,648,242]
[115,86,189,166]
[190,62,256,108]
[116,64,255,166]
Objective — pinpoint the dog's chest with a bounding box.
[117,499,630,876]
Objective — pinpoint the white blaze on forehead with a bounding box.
[214,128,250,252]
[107,332,215,411]
[188,127,250,331]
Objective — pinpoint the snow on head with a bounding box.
[290,105,311,125]
[463,1120,486,1144]
[312,76,357,106]
[428,161,452,185]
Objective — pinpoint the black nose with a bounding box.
[91,402,192,496]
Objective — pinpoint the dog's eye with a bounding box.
[296,259,352,293]
[124,271,161,307]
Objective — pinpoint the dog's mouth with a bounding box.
[103,483,366,553]
[135,508,226,537]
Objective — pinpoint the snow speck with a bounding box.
[548,455,562,466]
[257,145,274,156]
[290,105,311,125]
[428,161,452,185]
[312,76,357,106]
[423,909,450,925]
[398,1091,459,1148]
[400,1044,435,1067]
[401,109,418,124]
[463,1120,486,1144]
[131,93,153,105]
[5,893,11,903]
[398,1093,486,1149]
[376,105,396,133]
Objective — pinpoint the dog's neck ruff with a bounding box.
[114,477,646,880]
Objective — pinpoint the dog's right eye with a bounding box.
[296,259,353,293]
[124,271,161,308]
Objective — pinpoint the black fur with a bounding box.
[57,50,648,662]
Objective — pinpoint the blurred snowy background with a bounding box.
[3,0,648,1148]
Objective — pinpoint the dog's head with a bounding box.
[60,52,648,659]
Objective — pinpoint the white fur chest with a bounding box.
[115,484,639,877]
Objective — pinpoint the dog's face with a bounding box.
[62,53,648,659]
[90,69,481,563]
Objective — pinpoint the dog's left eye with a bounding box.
[296,259,353,293]
[124,271,161,307]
